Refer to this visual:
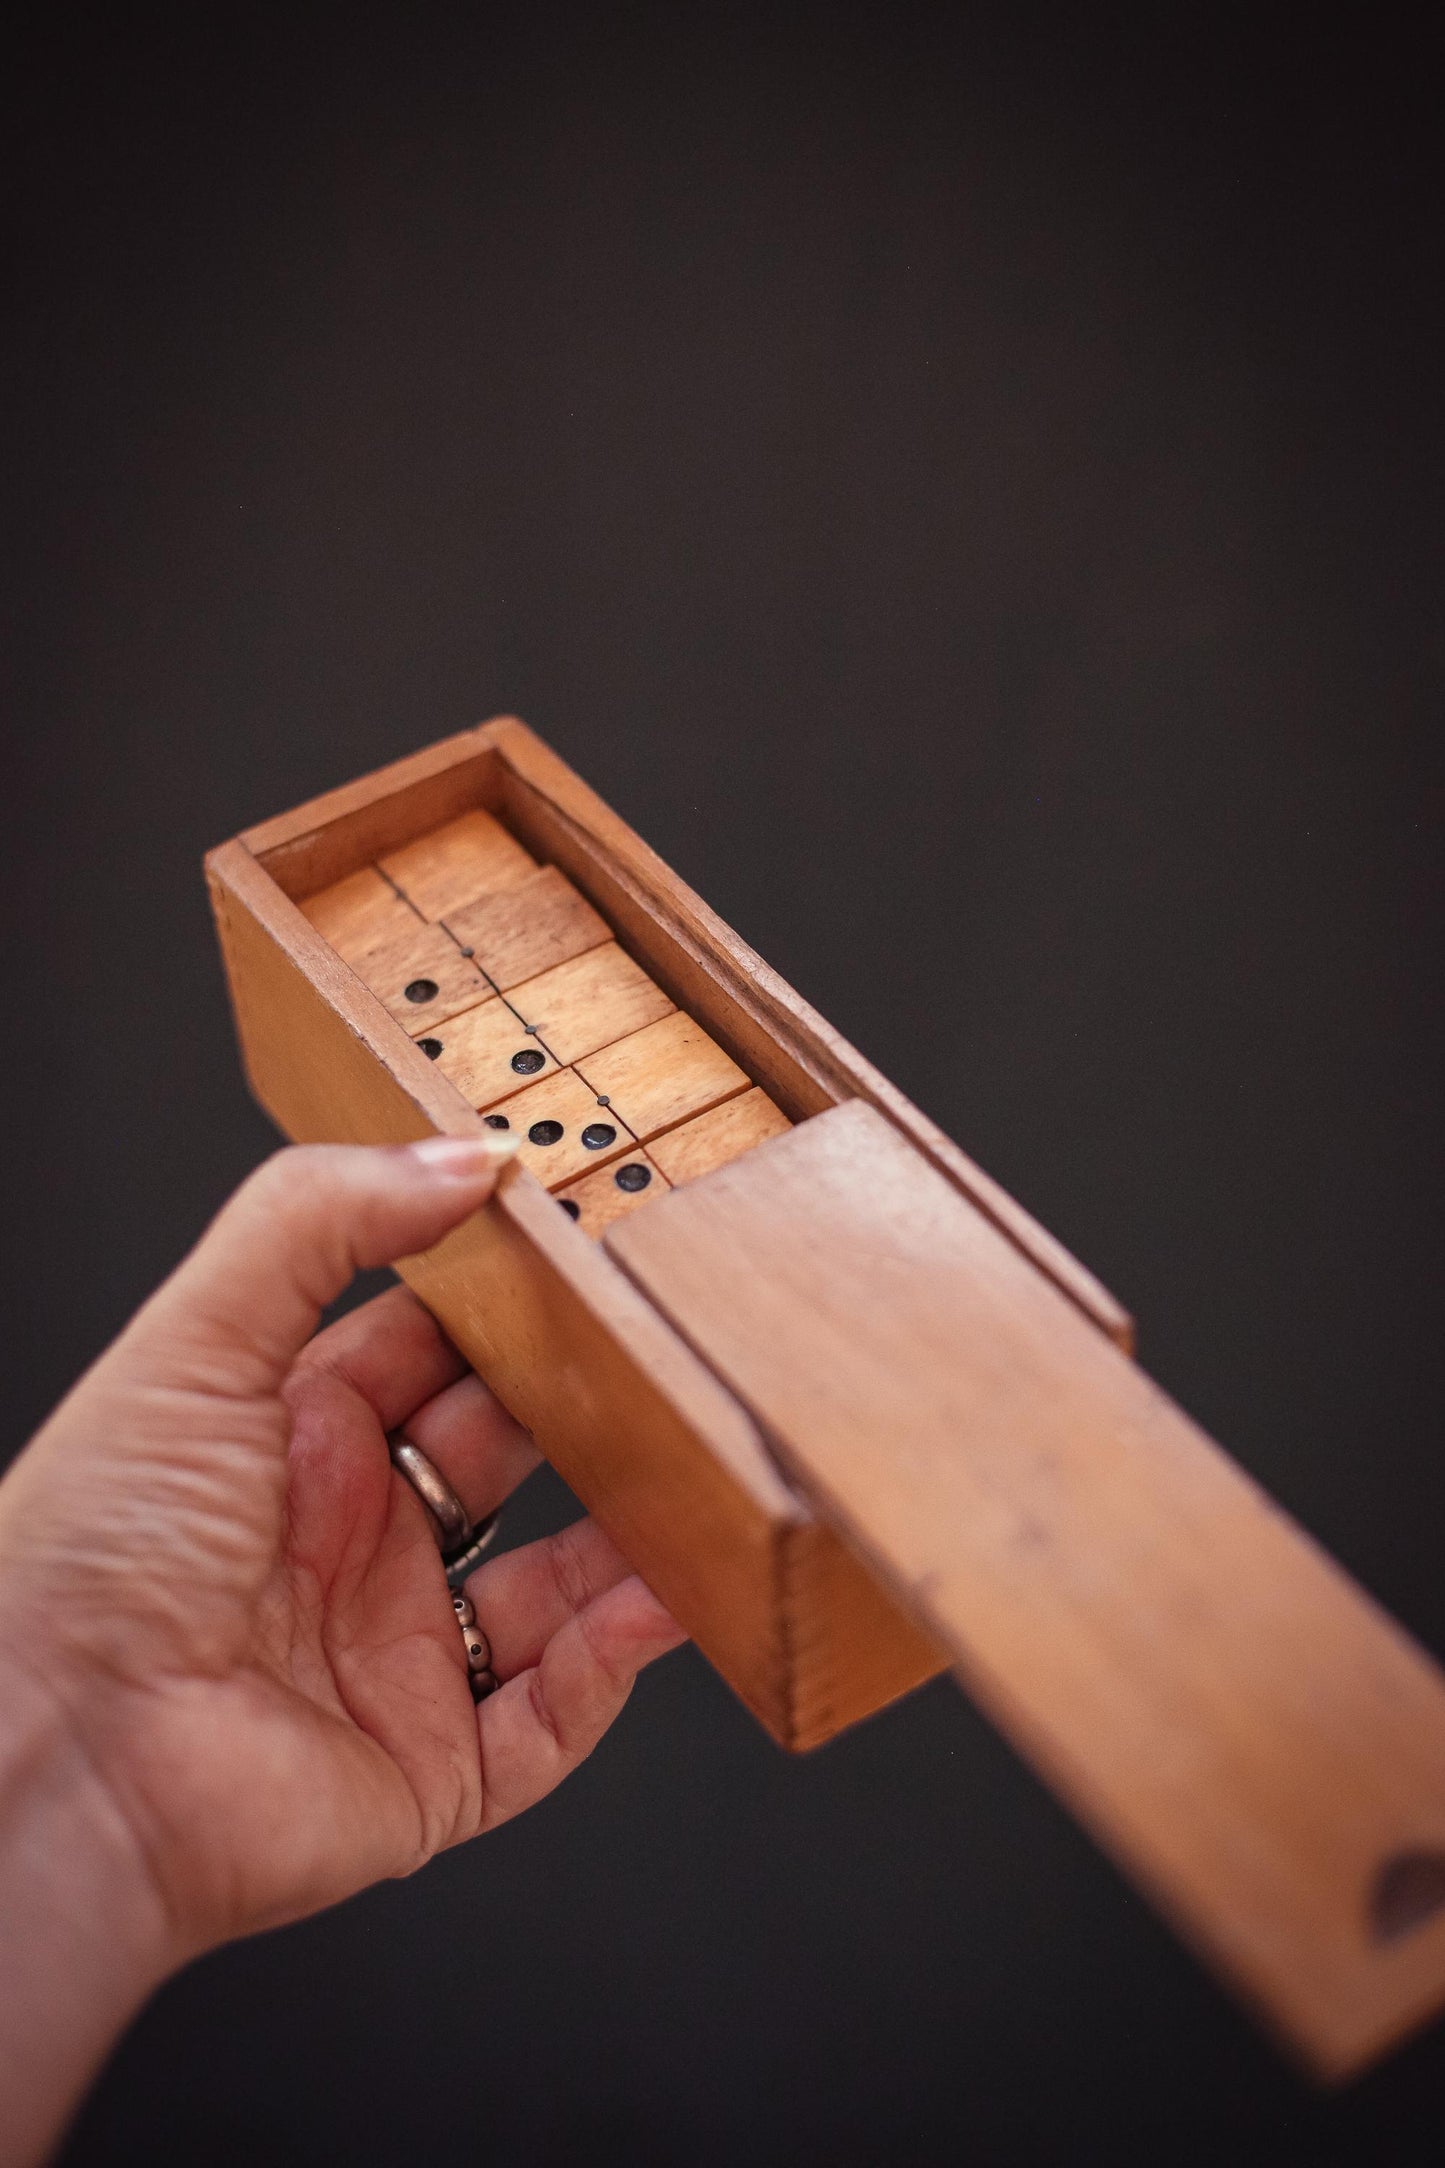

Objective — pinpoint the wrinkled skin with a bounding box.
[0,1138,683,2166]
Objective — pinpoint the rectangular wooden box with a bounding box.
[207,717,1128,1751]
[209,716,1445,2078]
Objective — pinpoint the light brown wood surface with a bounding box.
[486,717,1133,1348]
[486,1066,640,1187]
[406,1166,938,1750]
[380,807,536,920]
[209,837,940,1746]
[244,730,506,900]
[216,717,1445,2073]
[208,841,478,1150]
[348,920,492,1034]
[444,863,610,990]
[778,1512,944,1748]
[577,1011,750,1142]
[300,865,421,960]
[648,1085,791,1184]
[508,941,675,1066]
[607,1098,1445,2078]
[556,1151,671,1238]
[248,715,1131,1349]
[428,997,559,1108]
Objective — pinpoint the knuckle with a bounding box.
[573,1596,626,1689]
[188,1147,361,1333]
[251,1143,321,1199]
[545,1522,596,1618]
[232,1146,331,1237]
[524,1666,567,1756]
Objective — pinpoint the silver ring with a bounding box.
[388,1435,472,1552]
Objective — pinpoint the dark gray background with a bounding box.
[3,5,1442,2162]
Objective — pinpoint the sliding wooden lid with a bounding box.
[606,1098,1445,2077]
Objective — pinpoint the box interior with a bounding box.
[287,790,817,1239]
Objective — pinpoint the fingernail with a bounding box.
[409,1132,520,1176]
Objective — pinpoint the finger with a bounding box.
[292,1284,468,1434]
[119,1134,519,1399]
[395,1371,539,1526]
[475,1575,687,1831]
[464,1517,636,1677]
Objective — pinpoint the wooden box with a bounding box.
[207,717,1127,1749]
[209,717,1445,2079]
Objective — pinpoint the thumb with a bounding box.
[121,1134,519,1394]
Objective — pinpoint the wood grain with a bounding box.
[426,997,559,1110]
[210,836,923,1743]
[484,1066,639,1188]
[206,840,478,1149]
[245,726,506,899]
[346,919,492,1035]
[380,807,536,921]
[508,941,675,1067]
[607,1099,1445,2078]
[216,721,1445,2072]
[486,716,1134,1351]
[555,1151,670,1238]
[257,713,1132,1352]
[406,1166,936,1744]
[648,1085,791,1184]
[576,1011,751,1142]
[779,1515,945,1751]
[444,863,610,990]
[299,866,421,961]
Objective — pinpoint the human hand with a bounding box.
[0,1135,684,2156]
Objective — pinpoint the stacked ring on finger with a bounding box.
[389,1437,471,1552]
[444,1517,502,1590]
[388,1430,504,1701]
[452,1590,498,1701]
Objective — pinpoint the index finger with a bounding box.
[291,1282,468,1433]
